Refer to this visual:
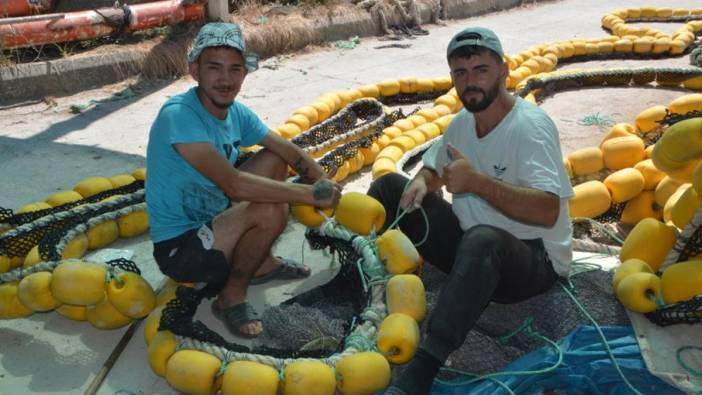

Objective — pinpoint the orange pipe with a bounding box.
[1,0,54,17]
[0,0,205,49]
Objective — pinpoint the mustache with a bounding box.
[462,87,485,94]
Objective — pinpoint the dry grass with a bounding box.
[138,24,199,79]
[235,2,373,58]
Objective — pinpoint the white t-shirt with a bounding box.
[422,97,574,276]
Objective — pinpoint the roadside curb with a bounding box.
[0,0,553,104]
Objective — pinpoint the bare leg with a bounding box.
[209,148,289,336]
[212,201,287,336]
[237,149,294,278]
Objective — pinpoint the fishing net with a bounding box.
[157,223,629,373]
[0,181,144,262]
[517,67,702,100]
[158,228,370,359]
[647,203,702,326]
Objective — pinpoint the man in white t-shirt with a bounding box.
[371,27,574,395]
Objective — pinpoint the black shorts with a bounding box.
[152,222,230,285]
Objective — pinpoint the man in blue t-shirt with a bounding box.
[145,23,341,338]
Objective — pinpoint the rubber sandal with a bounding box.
[249,256,311,285]
[211,301,262,338]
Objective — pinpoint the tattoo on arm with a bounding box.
[292,157,312,182]
[313,179,334,201]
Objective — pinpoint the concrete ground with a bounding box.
[1,0,702,394]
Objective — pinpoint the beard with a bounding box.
[211,98,232,109]
[459,81,500,112]
[202,85,236,109]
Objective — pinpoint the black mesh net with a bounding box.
[107,257,141,275]
[377,89,449,106]
[158,229,370,359]
[0,180,143,227]
[661,111,702,128]
[291,99,385,150]
[517,68,702,101]
[646,295,702,326]
[401,264,630,377]
[0,181,144,262]
[593,202,625,224]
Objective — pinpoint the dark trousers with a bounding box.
[368,173,559,361]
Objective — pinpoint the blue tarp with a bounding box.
[431,325,684,395]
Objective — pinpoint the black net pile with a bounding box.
[291,99,386,151]
[661,111,702,128]
[0,181,144,262]
[593,202,626,224]
[159,225,630,371]
[241,92,442,173]
[0,180,143,228]
[623,16,702,23]
[646,295,702,326]
[158,229,369,358]
[400,264,629,377]
[673,228,702,264]
[517,67,702,100]
[377,89,449,106]
[106,257,141,275]
[317,109,403,173]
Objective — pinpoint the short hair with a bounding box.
[448,45,503,65]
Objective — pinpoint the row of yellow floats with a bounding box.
[0,168,155,330]
[561,92,702,315]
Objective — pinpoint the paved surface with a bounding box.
[1,0,701,394]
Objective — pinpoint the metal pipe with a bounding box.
[1,0,55,18]
[0,13,64,25]
[0,0,205,49]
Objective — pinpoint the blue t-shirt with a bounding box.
[145,88,269,242]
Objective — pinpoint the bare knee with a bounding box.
[239,149,288,180]
[248,202,288,234]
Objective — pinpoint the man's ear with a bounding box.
[188,62,199,82]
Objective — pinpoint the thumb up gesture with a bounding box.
[442,143,481,194]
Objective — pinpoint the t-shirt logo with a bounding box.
[223,143,233,159]
[222,140,241,161]
[493,164,507,179]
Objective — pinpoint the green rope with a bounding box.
[575,112,618,129]
[497,317,535,345]
[434,318,563,392]
[676,346,702,378]
[344,331,376,352]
